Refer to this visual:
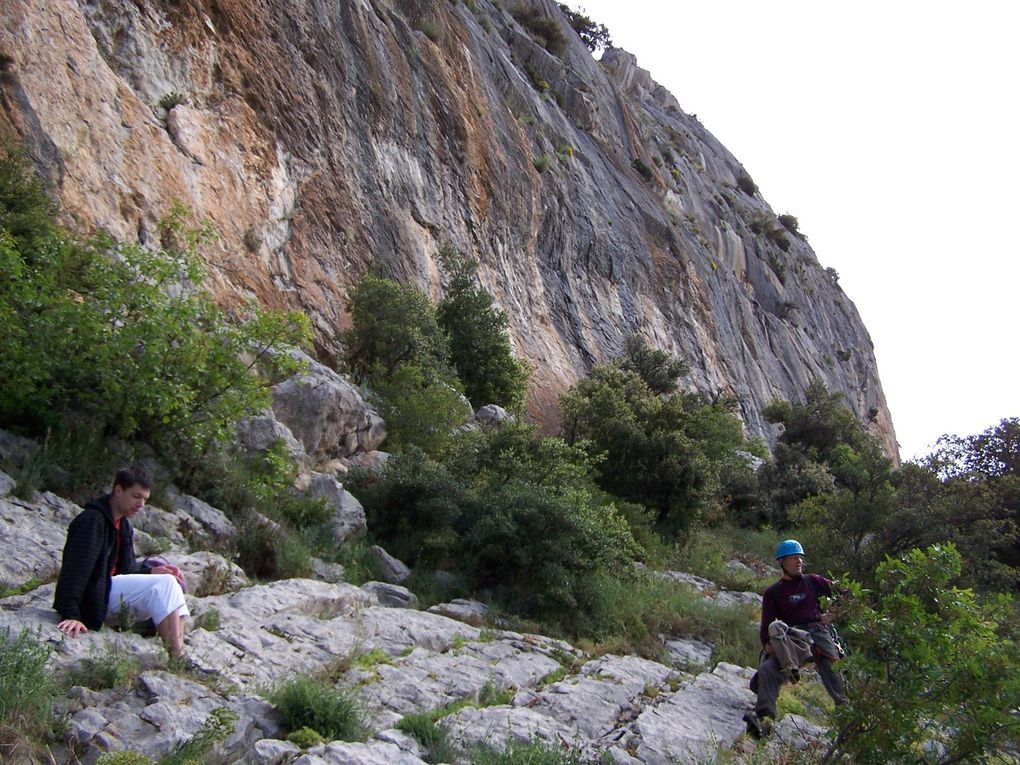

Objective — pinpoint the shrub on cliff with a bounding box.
[0,150,311,457]
[510,5,568,56]
[437,245,529,412]
[557,4,612,53]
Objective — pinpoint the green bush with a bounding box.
[0,628,59,759]
[778,213,800,233]
[286,727,324,748]
[620,334,689,396]
[397,711,460,763]
[829,545,1020,763]
[269,676,366,742]
[353,446,473,567]
[571,572,760,666]
[437,245,530,412]
[533,153,552,173]
[370,363,472,454]
[631,157,654,182]
[0,151,311,457]
[561,363,748,536]
[736,173,758,195]
[557,4,612,52]
[354,424,640,628]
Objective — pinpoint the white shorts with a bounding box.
[107,574,189,626]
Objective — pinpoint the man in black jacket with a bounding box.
[54,467,189,657]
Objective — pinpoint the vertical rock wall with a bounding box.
[0,0,897,457]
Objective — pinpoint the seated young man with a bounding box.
[54,467,189,657]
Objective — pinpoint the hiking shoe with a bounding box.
[743,711,773,739]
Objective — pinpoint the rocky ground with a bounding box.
[0,470,829,764]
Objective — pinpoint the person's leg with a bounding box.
[108,574,189,656]
[755,654,785,718]
[156,610,185,657]
[744,653,784,737]
[816,657,848,705]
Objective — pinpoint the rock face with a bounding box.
[0,0,896,456]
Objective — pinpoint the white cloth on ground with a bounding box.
[107,573,189,625]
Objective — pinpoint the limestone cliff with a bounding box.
[0,0,897,456]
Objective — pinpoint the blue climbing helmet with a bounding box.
[775,539,805,560]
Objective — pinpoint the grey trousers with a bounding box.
[754,627,848,717]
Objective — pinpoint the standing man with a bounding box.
[743,539,848,738]
[54,467,189,657]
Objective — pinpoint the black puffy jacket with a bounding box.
[53,494,149,630]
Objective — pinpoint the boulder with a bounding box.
[473,404,512,428]
[427,598,487,623]
[345,450,391,474]
[633,672,754,764]
[235,414,309,465]
[665,637,713,670]
[362,582,419,609]
[300,472,366,543]
[0,488,81,588]
[771,713,828,751]
[291,740,428,765]
[271,351,386,462]
[712,590,761,609]
[654,571,715,593]
[370,546,410,584]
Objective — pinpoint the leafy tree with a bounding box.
[370,363,472,455]
[561,362,747,535]
[0,151,310,456]
[926,417,1020,480]
[619,334,688,396]
[884,419,1020,591]
[437,245,529,412]
[827,544,1020,763]
[342,269,451,384]
[557,4,612,52]
[763,378,871,460]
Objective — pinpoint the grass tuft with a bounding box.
[268,676,367,742]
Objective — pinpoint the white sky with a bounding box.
[577,0,1019,461]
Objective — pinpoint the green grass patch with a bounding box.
[352,648,393,670]
[471,739,585,765]
[569,572,760,667]
[268,676,367,742]
[67,644,141,690]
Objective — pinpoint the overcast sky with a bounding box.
[575,0,1020,461]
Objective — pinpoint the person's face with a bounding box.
[111,483,150,519]
[780,554,804,577]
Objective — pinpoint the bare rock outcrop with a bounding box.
[0,0,897,458]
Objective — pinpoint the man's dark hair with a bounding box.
[113,466,152,491]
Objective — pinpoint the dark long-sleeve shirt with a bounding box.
[53,494,148,630]
[759,573,833,646]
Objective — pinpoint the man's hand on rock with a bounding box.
[57,619,88,637]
